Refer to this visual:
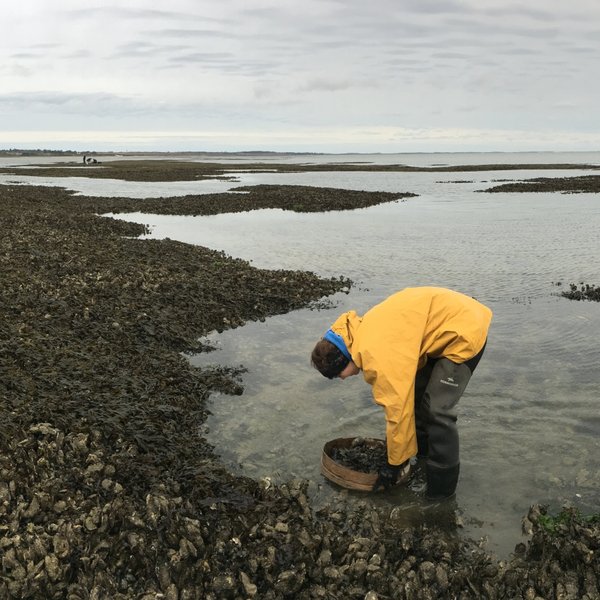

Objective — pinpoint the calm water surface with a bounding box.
[5,153,600,556]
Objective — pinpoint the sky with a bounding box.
[2,0,600,153]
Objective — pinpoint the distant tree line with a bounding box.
[0,149,99,156]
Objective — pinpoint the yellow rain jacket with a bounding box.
[329,287,492,466]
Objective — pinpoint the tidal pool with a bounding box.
[109,163,600,557]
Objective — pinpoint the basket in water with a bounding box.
[321,437,410,491]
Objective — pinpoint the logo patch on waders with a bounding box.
[440,376,459,387]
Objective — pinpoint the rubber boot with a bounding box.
[426,463,460,500]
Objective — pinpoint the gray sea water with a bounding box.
[4,151,599,556]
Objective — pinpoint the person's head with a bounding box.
[311,328,360,379]
[311,339,349,379]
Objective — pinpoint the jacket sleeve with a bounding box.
[361,351,420,465]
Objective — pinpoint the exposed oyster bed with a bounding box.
[482,174,600,193]
[61,183,414,215]
[1,180,598,598]
[1,157,598,182]
[559,282,600,302]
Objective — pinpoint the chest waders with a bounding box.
[413,342,487,499]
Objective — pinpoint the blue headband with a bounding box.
[323,329,351,361]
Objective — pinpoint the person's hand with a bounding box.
[372,462,401,492]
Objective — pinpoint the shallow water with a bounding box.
[116,164,599,557]
[6,152,600,557]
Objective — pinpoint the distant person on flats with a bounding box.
[311,287,492,500]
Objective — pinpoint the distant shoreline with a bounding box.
[2,148,600,158]
[1,157,600,183]
[1,149,329,157]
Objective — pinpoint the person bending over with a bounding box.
[311,287,492,500]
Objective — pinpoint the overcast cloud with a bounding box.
[2,0,600,152]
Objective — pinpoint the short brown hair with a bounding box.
[311,339,350,379]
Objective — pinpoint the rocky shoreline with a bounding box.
[1,181,598,598]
